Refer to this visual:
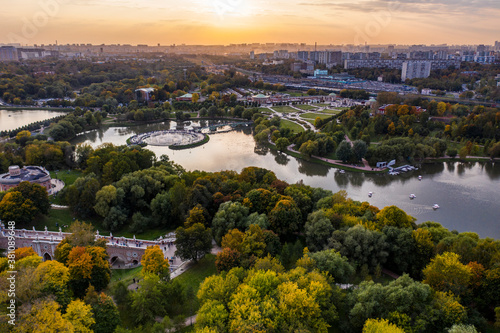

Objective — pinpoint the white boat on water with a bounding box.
[338,169,345,174]
[409,194,416,199]
[418,175,422,181]
[433,204,440,209]
[368,192,373,197]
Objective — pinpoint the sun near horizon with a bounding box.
[1,0,499,46]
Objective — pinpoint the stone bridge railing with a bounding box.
[0,223,182,269]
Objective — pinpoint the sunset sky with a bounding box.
[1,0,499,46]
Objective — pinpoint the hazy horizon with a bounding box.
[2,0,499,46]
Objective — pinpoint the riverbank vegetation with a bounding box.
[1,140,500,332]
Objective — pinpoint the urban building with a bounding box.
[297,51,308,61]
[401,61,432,81]
[0,46,17,61]
[290,61,314,72]
[0,166,52,193]
[344,59,460,70]
[176,93,193,102]
[314,69,328,77]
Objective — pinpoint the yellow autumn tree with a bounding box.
[362,318,405,333]
[388,122,396,135]
[15,299,74,333]
[437,102,447,116]
[63,300,95,333]
[14,247,38,260]
[67,247,93,280]
[185,205,206,227]
[423,252,473,297]
[141,245,170,280]
[35,258,70,289]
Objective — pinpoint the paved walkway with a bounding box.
[266,106,312,132]
[50,179,65,195]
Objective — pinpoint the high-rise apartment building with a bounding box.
[401,61,431,81]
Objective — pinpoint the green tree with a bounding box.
[309,249,355,283]
[304,210,334,252]
[336,140,353,163]
[175,223,213,262]
[329,225,388,273]
[15,181,51,215]
[348,275,432,331]
[84,286,121,333]
[299,140,319,157]
[275,137,290,152]
[353,140,368,161]
[268,199,302,240]
[0,191,37,225]
[212,201,250,244]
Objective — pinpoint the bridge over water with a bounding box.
[196,121,253,133]
[0,223,183,269]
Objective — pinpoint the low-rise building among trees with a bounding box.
[0,165,52,193]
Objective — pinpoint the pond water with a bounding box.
[71,121,500,239]
[0,109,67,132]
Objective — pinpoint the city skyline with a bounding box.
[1,0,499,46]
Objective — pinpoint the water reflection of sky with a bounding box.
[0,109,66,132]
[72,125,500,239]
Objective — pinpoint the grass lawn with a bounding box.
[321,109,343,115]
[31,208,75,231]
[36,207,170,240]
[108,266,142,290]
[315,103,332,107]
[294,104,318,111]
[280,119,304,133]
[49,169,83,187]
[35,208,108,232]
[257,107,272,114]
[288,92,307,97]
[175,254,217,316]
[270,106,298,114]
[49,169,84,204]
[324,151,338,160]
[300,113,332,120]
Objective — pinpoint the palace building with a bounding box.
[0,165,52,193]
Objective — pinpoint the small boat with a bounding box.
[418,175,422,181]
[409,194,416,199]
[433,204,440,210]
[368,192,373,197]
[338,169,345,174]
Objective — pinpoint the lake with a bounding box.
[72,121,500,239]
[0,109,67,132]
